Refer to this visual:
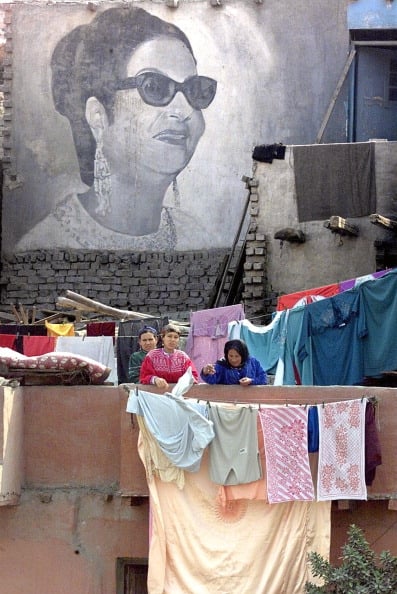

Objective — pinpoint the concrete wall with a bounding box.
[0,383,396,593]
[249,141,397,298]
[1,0,350,256]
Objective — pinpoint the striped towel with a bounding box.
[259,406,314,504]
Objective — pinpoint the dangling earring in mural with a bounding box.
[172,178,181,208]
[94,131,112,217]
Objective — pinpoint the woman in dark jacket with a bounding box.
[200,339,267,386]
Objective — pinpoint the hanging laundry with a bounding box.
[277,283,339,311]
[359,268,397,377]
[45,320,75,337]
[136,415,185,490]
[228,316,282,374]
[0,324,47,354]
[216,413,268,505]
[86,321,116,342]
[274,307,307,386]
[208,405,261,486]
[293,141,376,223]
[339,269,389,292]
[307,406,319,453]
[127,388,214,473]
[365,400,382,486]
[142,443,331,594]
[22,335,56,356]
[0,324,47,337]
[185,304,245,377]
[0,335,17,350]
[317,399,367,501]
[259,406,314,504]
[296,290,366,386]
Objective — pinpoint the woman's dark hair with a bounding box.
[161,323,181,337]
[51,7,195,186]
[223,339,249,366]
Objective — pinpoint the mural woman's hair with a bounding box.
[51,7,196,187]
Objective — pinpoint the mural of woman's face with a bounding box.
[105,36,206,180]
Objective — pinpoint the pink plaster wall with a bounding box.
[23,385,120,486]
[0,385,149,594]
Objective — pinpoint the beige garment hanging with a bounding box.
[139,441,331,594]
[137,416,185,490]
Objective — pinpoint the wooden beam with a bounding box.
[61,290,153,320]
[324,216,359,237]
[369,213,397,231]
[316,48,356,143]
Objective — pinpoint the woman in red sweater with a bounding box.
[139,324,199,391]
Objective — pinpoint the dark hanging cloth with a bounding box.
[293,142,376,222]
[0,324,47,335]
[116,317,168,384]
[307,406,319,453]
[365,400,382,486]
[252,143,286,163]
[86,322,116,343]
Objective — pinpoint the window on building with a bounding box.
[116,558,148,594]
[388,58,397,101]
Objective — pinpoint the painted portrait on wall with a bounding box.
[16,6,217,251]
[1,2,350,254]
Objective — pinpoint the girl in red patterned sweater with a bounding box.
[139,324,199,391]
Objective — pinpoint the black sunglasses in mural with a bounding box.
[116,72,217,110]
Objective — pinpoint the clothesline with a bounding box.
[228,268,397,386]
[188,394,377,408]
[130,386,380,507]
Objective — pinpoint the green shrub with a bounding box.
[305,524,397,593]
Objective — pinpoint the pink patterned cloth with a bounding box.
[259,407,314,504]
[317,399,367,501]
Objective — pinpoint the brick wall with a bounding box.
[0,249,229,315]
[242,169,279,321]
